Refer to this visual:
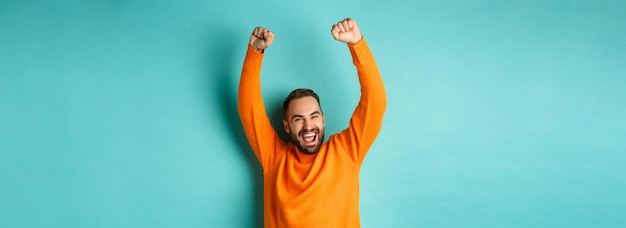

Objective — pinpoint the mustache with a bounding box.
[298,127,319,135]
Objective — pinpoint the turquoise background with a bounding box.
[1,0,625,227]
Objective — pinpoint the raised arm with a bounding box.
[332,18,387,163]
[238,27,281,169]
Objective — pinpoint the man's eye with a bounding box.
[312,115,318,119]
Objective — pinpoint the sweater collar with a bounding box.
[294,148,318,164]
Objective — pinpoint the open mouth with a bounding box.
[300,132,317,145]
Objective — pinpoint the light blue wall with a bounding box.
[1,0,625,227]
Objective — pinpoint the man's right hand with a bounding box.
[250,27,275,53]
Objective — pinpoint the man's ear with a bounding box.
[283,119,290,133]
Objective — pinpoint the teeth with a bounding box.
[301,132,316,143]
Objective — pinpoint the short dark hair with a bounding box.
[283,88,321,114]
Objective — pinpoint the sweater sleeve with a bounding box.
[335,38,387,163]
[238,45,281,170]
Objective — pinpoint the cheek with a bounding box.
[290,123,302,134]
[315,119,325,127]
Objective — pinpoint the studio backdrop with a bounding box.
[1,0,625,227]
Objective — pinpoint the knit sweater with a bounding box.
[238,38,386,228]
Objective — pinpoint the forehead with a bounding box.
[286,96,321,116]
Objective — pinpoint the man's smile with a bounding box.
[300,131,318,145]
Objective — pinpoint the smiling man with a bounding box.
[282,89,325,154]
[238,18,386,227]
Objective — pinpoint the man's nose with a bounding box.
[303,119,314,130]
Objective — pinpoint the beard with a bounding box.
[289,127,325,154]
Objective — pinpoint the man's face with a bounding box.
[283,96,325,154]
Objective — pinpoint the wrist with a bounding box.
[347,36,363,45]
[249,44,264,53]
[348,35,363,45]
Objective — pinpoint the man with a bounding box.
[238,18,386,227]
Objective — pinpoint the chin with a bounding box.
[290,130,325,154]
[296,137,324,154]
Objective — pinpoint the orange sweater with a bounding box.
[238,38,386,228]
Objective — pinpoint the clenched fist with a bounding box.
[331,18,362,45]
[249,27,275,53]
